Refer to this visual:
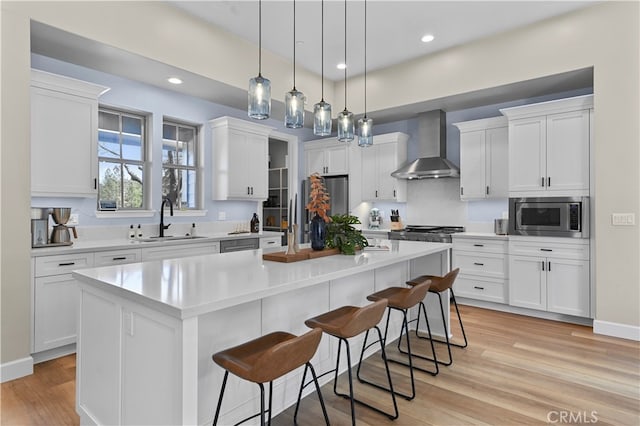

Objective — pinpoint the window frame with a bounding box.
[161,118,202,211]
[97,106,149,211]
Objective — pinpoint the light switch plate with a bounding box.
[218,211,226,221]
[611,213,635,226]
[67,214,79,226]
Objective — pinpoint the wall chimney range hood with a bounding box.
[391,110,459,179]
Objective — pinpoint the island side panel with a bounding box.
[410,250,451,337]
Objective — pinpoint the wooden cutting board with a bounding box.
[262,247,340,263]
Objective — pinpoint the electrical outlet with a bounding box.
[67,213,79,226]
[611,213,635,226]
[218,211,226,221]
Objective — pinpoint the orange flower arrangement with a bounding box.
[306,173,331,222]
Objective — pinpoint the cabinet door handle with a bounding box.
[58,262,75,266]
[548,177,551,187]
[247,186,250,195]
[542,261,545,271]
[540,248,553,252]
[473,286,485,290]
[486,186,489,195]
[251,187,254,195]
[375,190,378,198]
[548,261,551,271]
[460,187,464,196]
[473,244,484,247]
[473,262,484,266]
[393,189,396,198]
[541,177,545,187]
[112,256,127,261]
[267,241,275,245]
[94,178,97,190]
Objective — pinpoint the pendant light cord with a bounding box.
[258,0,262,76]
[321,0,324,101]
[344,0,348,110]
[364,0,367,118]
[292,0,296,89]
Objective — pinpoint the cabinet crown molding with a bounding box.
[31,69,109,99]
[500,94,593,120]
[208,116,273,136]
[453,116,507,132]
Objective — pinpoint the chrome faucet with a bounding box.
[159,197,174,237]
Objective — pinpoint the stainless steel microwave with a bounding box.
[509,197,589,238]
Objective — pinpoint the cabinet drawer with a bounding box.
[509,238,589,260]
[260,237,282,248]
[453,252,507,279]
[452,238,507,254]
[35,252,94,277]
[454,275,507,303]
[94,249,142,267]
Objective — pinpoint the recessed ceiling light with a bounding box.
[167,77,183,85]
[421,34,435,43]
[337,63,347,70]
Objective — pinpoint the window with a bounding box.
[98,108,147,209]
[162,120,199,209]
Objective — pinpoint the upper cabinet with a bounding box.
[304,139,349,176]
[210,116,273,200]
[30,69,109,197]
[454,116,508,200]
[501,95,593,197]
[360,132,408,202]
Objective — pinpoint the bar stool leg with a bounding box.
[450,290,469,349]
[294,363,330,426]
[213,371,229,426]
[397,301,439,373]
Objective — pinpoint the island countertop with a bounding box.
[72,240,451,320]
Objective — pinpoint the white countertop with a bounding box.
[452,232,509,240]
[31,231,283,256]
[73,240,450,320]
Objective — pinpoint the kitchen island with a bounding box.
[72,240,451,425]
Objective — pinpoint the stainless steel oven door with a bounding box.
[509,197,589,238]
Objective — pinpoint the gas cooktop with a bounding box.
[388,225,465,243]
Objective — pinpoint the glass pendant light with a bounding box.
[358,0,373,147]
[313,0,332,136]
[337,0,354,142]
[248,0,271,120]
[285,0,305,128]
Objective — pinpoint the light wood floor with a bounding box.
[2,305,639,425]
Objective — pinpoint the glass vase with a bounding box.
[309,213,326,251]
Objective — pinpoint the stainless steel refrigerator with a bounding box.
[301,175,349,243]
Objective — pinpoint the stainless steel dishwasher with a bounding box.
[219,238,260,253]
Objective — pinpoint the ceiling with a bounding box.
[31,1,596,126]
[170,0,596,81]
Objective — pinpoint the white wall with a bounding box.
[1,1,638,371]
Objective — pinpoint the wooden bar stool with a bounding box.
[358,279,438,401]
[305,299,398,426]
[212,328,329,426]
[405,268,468,366]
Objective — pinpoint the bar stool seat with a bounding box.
[305,299,398,425]
[406,268,468,366]
[212,328,329,426]
[359,280,438,400]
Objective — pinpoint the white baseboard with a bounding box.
[0,356,34,383]
[593,320,640,341]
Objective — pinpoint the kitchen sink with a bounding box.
[138,235,207,243]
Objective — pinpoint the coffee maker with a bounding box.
[369,208,381,229]
[50,208,75,245]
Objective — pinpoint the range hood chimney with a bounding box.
[391,110,459,179]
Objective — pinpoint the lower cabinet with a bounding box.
[452,236,508,304]
[509,237,590,317]
[140,242,220,261]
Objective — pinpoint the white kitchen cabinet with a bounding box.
[30,69,109,197]
[501,95,592,197]
[210,116,273,200]
[360,132,408,202]
[259,236,282,248]
[141,241,220,261]
[509,237,590,317]
[33,252,94,353]
[454,117,508,200]
[94,248,142,266]
[304,138,349,176]
[452,236,508,304]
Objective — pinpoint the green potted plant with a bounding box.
[326,214,369,255]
